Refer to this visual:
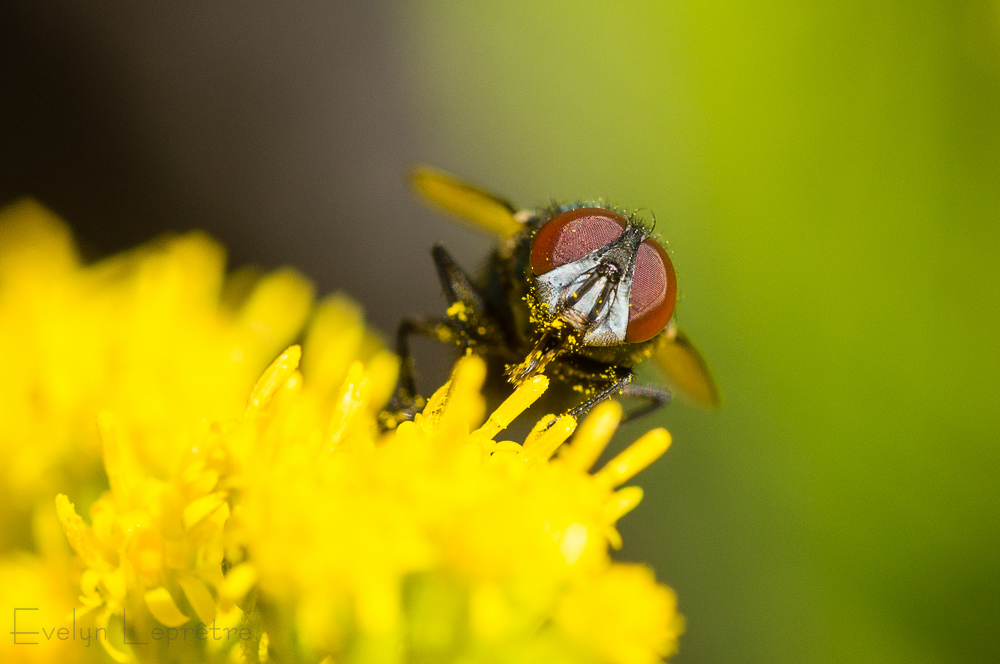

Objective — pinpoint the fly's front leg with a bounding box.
[432,244,486,313]
[431,245,506,349]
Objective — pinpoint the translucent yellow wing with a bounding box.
[409,166,524,239]
[653,326,721,408]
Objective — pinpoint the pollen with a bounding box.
[446,300,469,322]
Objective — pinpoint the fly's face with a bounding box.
[531,207,675,345]
[507,207,677,384]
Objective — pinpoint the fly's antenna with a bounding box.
[630,208,657,233]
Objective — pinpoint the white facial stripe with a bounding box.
[535,254,634,346]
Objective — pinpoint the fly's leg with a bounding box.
[619,381,672,422]
[430,244,508,348]
[564,369,672,424]
[381,317,462,430]
[395,318,461,400]
[382,246,504,430]
[396,243,486,403]
[431,244,487,315]
[566,368,635,421]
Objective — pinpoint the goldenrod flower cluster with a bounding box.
[0,200,683,664]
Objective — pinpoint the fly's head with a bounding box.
[507,206,678,385]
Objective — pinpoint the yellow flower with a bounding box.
[0,199,684,663]
[0,198,312,663]
[52,296,392,664]
[222,347,682,664]
[0,553,83,664]
[54,414,239,663]
[0,199,313,538]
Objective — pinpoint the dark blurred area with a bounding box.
[0,1,457,336]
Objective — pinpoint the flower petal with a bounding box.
[247,345,302,413]
[179,574,216,624]
[182,491,227,531]
[594,428,672,488]
[144,586,190,627]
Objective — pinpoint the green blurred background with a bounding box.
[3,2,998,662]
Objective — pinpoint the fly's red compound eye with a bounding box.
[530,207,627,275]
[625,238,677,343]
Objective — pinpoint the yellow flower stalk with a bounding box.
[1,200,684,663]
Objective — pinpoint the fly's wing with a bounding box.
[653,325,721,408]
[409,166,525,239]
